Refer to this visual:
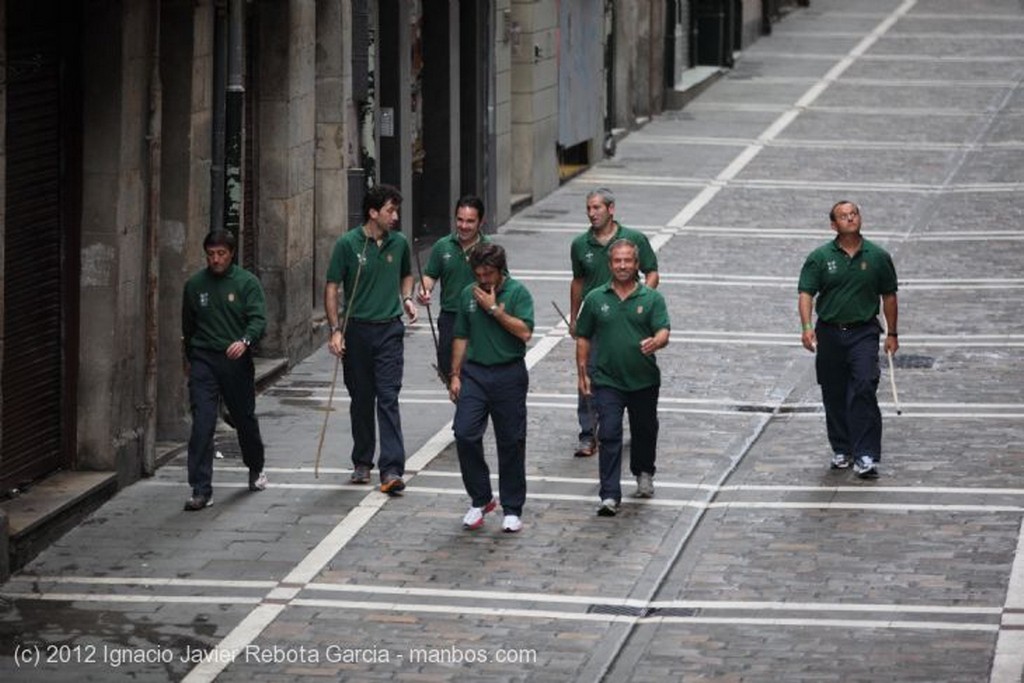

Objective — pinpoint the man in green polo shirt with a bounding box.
[798,200,899,479]
[324,184,419,494]
[576,239,670,516]
[450,243,534,533]
[181,229,268,511]
[568,187,659,458]
[417,195,490,385]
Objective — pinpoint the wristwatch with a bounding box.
[241,337,252,347]
[488,304,498,315]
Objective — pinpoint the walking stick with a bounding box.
[887,350,902,416]
[315,237,370,478]
[413,237,448,387]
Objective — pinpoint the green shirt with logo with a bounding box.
[453,276,534,366]
[424,233,490,313]
[182,264,267,352]
[576,283,670,392]
[798,237,898,324]
[570,223,658,294]
[326,226,412,321]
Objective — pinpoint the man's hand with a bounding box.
[403,297,419,324]
[226,340,248,360]
[884,334,899,356]
[448,375,461,403]
[801,329,816,353]
[578,372,592,398]
[328,329,345,357]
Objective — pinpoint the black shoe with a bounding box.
[184,495,213,511]
[350,465,371,484]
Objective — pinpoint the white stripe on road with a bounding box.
[991,518,1024,683]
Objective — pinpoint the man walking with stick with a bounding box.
[417,195,490,385]
[450,244,534,533]
[568,187,659,458]
[798,200,899,479]
[324,184,418,494]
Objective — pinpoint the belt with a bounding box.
[349,317,400,325]
[819,319,873,331]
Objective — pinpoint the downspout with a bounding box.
[143,1,163,477]
[223,0,244,240]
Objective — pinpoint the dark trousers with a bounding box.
[577,338,598,445]
[815,322,883,461]
[343,319,406,476]
[453,360,528,516]
[436,310,456,381]
[187,348,265,498]
[594,384,659,503]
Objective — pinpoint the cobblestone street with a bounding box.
[3,0,1024,680]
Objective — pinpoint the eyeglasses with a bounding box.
[835,212,859,221]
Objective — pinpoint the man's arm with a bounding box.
[882,292,899,355]
[576,336,592,397]
[644,270,660,289]
[448,337,468,403]
[569,276,585,335]
[798,291,816,353]
[401,274,418,323]
[640,328,669,356]
[325,281,344,356]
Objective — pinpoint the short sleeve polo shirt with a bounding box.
[576,283,670,392]
[798,237,898,324]
[570,224,658,295]
[326,226,412,321]
[423,233,490,313]
[453,276,535,366]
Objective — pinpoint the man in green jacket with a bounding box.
[181,229,268,510]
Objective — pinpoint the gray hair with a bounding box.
[586,187,615,207]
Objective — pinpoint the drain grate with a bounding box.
[587,604,648,617]
[887,354,934,370]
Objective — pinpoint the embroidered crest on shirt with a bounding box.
[826,260,837,273]
[636,305,644,314]
[199,292,209,307]
[861,262,868,270]
[386,254,393,263]
[228,293,235,302]
[600,303,611,315]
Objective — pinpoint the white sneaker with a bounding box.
[249,471,268,491]
[501,515,523,533]
[462,499,497,530]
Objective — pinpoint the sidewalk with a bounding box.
[3,1,1024,681]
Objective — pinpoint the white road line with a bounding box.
[183,604,286,683]
[151,467,1024,497]
[282,598,998,632]
[992,519,1024,683]
[393,486,1024,514]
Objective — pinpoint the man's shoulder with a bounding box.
[861,237,892,258]
[616,224,651,244]
[806,240,837,260]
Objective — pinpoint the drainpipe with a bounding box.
[143,2,163,477]
[223,0,244,241]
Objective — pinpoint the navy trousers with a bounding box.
[593,384,659,503]
[815,322,883,461]
[187,348,265,498]
[343,319,406,477]
[453,360,528,516]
